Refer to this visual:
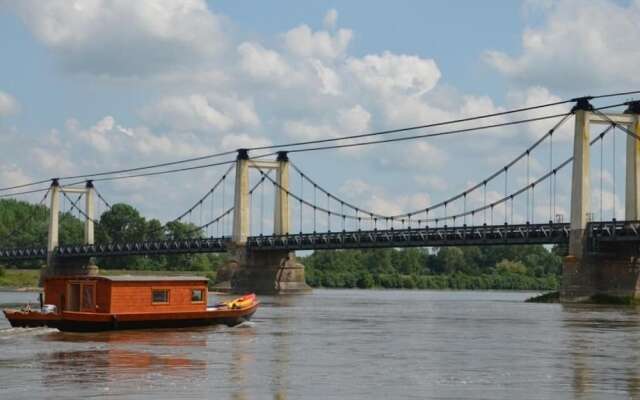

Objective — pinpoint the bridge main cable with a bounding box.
[5,92,639,191]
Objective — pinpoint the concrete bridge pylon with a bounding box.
[43,179,99,280]
[562,99,640,301]
[221,150,311,294]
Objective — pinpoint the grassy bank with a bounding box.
[0,269,39,289]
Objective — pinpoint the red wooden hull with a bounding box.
[3,302,259,332]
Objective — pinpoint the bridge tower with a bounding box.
[220,150,311,294]
[43,179,99,279]
[562,99,640,301]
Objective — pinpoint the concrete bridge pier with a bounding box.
[216,150,311,294]
[562,100,640,301]
[223,245,310,294]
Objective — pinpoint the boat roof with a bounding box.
[102,275,209,282]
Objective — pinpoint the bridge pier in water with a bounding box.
[220,150,311,294]
[562,100,640,301]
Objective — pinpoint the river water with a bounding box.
[1,289,640,399]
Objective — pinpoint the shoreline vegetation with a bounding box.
[0,198,563,291]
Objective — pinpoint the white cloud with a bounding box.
[147,92,227,133]
[283,104,371,141]
[220,133,271,151]
[485,0,640,91]
[0,164,32,188]
[76,115,116,153]
[0,91,19,117]
[347,52,441,96]
[141,94,259,133]
[283,24,352,60]
[338,179,431,217]
[378,141,448,171]
[11,0,225,77]
[237,42,293,83]
[311,60,341,95]
[323,9,338,30]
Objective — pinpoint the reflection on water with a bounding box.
[561,304,640,400]
[4,290,640,399]
[40,349,206,387]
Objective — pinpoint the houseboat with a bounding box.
[3,275,258,332]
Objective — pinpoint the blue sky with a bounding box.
[0,0,638,233]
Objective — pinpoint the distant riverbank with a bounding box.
[0,267,557,292]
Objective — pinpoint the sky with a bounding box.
[0,0,639,234]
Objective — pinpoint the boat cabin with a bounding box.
[43,276,209,314]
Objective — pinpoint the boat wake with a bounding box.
[0,327,58,340]
[234,321,256,328]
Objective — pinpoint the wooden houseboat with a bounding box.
[3,275,258,332]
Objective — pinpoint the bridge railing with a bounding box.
[246,222,572,251]
[587,220,640,251]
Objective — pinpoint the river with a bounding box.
[1,289,640,399]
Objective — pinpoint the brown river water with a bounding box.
[1,289,640,399]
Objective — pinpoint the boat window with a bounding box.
[191,289,204,303]
[152,289,169,304]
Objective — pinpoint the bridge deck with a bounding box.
[1,221,640,261]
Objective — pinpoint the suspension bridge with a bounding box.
[1,93,640,299]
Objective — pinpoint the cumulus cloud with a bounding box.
[347,52,441,97]
[237,41,294,83]
[283,24,352,59]
[3,4,612,222]
[338,179,432,217]
[485,0,640,91]
[284,104,371,141]
[323,9,338,30]
[0,91,19,117]
[11,0,226,77]
[0,164,32,188]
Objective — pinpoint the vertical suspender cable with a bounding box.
[526,151,530,222]
[504,168,508,224]
[463,194,467,225]
[260,174,265,235]
[511,196,514,224]
[549,132,553,222]
[600,135,604,221]
[483,182,487,224]
[299,172,303,233]
[327,193,330,231]
[532,183,535,223]
[222,175,226,236]
[210,189,215,237]
[613,125,616,220]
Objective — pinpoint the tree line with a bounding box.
[0,198,564,290]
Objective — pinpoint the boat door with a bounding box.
[66,281,96,312]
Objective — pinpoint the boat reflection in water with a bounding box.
[39,329,207,390]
